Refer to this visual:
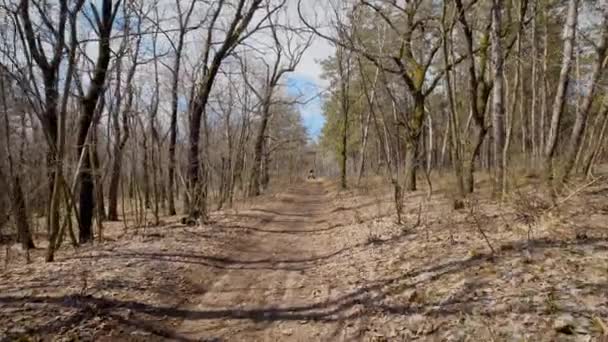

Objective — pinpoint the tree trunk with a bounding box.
[583,98,608,177]
[261,138,270,190]
[249,97,272,197]
[543,0,578,184]
[77,145,95,243]
[107,149,123,221]
[403,93,426,192]
[356,66,379,185]
[340,106,348,190]
[142,134,151,209]
[108,31,138,220]
[187,94,207,219]
[491,0,506,197]
[357,110,372,185]
[11,175,35,249]
[338,47,351,190]
[540,1,549,158]
[1,64,35,250]
[76,0,115,243]
[454,0,492,194]
[530,0,538,164]
[441,7,464,197]
[167,1,194,216]
[107,88,131,220]
[404,140,418,191]
[92,125,106,221]
[561,19,607,181]
[464,124,487,193]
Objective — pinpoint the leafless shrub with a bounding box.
[511,189,550,241]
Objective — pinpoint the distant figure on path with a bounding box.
[307,169,316,180]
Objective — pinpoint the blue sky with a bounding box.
[287,75,326,141]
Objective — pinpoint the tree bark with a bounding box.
[340,104,348,190]
[491,0,506,197]
[249,96,272,197]
[403,140,418,191]
[543,0,578,184]
[402,93,426,192]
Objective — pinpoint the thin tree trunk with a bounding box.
[491,0,506,197]
[504,41,519,190]
[167,0,195,216]
[540,1,549,158]
[1,75,34,250]
[441,4,464,198]
[357,66,379,185]
[341,107,348,190]
[530,0,538,165]
[107,86,132,220]
[337,47,351,190]
[92,122,105,221]
[583,97,608,177]
[142,133,151,209]
[561,15,607,181]
[543,0,578,184]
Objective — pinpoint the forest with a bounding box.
[1,0,608,340]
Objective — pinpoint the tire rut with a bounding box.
[173,181,340,341]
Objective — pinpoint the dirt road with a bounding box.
[175,180,361,341]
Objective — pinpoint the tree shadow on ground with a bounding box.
[3,237,606,340]
[215,222,346,235]
[63,223,415,272]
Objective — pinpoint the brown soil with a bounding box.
[1,178,608,341]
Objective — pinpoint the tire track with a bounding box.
[173,181,345,341]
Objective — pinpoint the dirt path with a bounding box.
[174,180,353,341]
[3,177,608,341]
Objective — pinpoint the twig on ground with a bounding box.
[551,176,603,210]
[468,201,496,255]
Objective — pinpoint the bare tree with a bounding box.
[75,0,120,242]
[245,12,311,196]
[165,0,197,216]
[107,0,144,221]
[186,0,272,220]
